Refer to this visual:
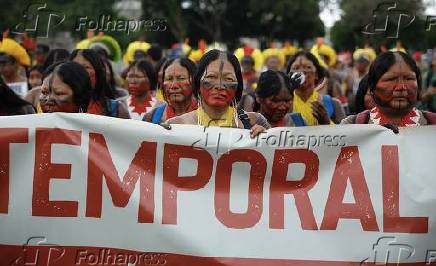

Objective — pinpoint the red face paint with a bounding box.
[40,102,79,113]
[200,87,236,107]
[374,80,417,109]
[263,100,291,122]
[199,54,238,107]
[260,85,292,124]
[163,80,192,104]
[128,82,150,96]
[163,81,192,97]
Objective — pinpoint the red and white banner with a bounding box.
[0,113,435,266]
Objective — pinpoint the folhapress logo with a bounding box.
[362,2,415,38]
[12,3,65,38]
[10,237,65,266]
[362,2,436,38]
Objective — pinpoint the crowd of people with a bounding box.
[1,33,436,137]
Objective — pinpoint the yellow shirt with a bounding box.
[197,106,235,127]
[293,91,320,126]
[156,88,165,101]
[36,102,43,113]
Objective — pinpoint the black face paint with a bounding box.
[200,53,238,90]
[39,73,78,113]
[218,52,226,90]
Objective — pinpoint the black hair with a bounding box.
[42,49,70,72]
[52,61,91,112]
[28,65,45,75]
[43,61,64,79]
[161,58,197,85]
[286,51,326,85]
[92,46,109,61]
[101,57,121,98]
[193,49,244,102]
[256,70,293,99]
[70,49,115,99]
[354,75,370,113]
[126,59,157,91]
[155,57,168,75]
[147,45,163,62]
[0,78,33,113]
[367,51,422,93]
[154,57,168,87]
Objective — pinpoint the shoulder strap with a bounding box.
[423,111,436,125]
[355,110,371,124]
[106,99,119,117]
[236,108,252,129]
[290,112,306,127]
[151,104,167,124]
[322,95,335,118]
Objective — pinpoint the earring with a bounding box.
[232,98,239,128]
[197,95,202,125]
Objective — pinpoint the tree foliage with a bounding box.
[141,0,325,48]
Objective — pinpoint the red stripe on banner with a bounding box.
[0,244,430,266]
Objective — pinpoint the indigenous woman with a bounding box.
[70,49,130,118]
[341,51,436,126]
[39,61,91,113]
[25,49,71,112]
[143,58,197,123]
[124,60,161,120]
[255,70,312,127]
[167,49,269,138]
[287,51,345,125]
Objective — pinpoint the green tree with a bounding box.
[141,0,325,48]
[245,0,324,45]
[0,0,29,34]
[0,0,141,49]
